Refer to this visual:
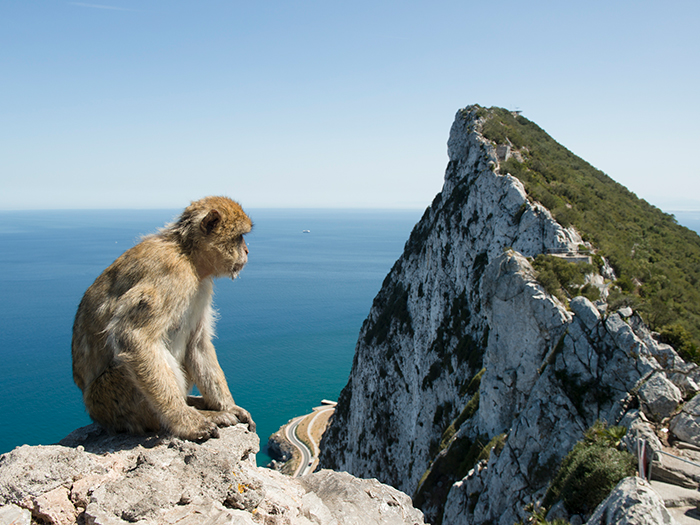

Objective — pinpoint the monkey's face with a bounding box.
[196,199,253,280]
[221,233,249,279]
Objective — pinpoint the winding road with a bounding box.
[285,416,312,477]
[284,404,336,477]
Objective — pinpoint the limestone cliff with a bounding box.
[318,106,700,525]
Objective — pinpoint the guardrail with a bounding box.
[637,438,700,481]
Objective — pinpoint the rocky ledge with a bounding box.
[0,424,425,525]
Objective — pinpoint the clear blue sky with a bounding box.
[2,1,699,211]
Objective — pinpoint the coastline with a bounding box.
[266,401,336,477]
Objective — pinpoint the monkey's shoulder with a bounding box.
[78,236,200,324]
[97,236,197,290]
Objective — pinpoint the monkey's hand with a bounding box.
[200,406,256,433]
[230,405,256,433]
[172,407,221,441]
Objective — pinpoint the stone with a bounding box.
[639,373,683,422]
[300,491,335,524]
[32,487,78,525]
[546,500,568,522]
[0,424,425,525]
[70,473,115,509]
[570,296,601,331]
[650,480,700,508]
[0,504,31,525]
[0,443,108,505]
[316,105,690,525]
[620,410,663,456]
[669,372,700,397]
[651,452,700,489]
[670,395,700,448]
[299,470,426,525]
[619,306,633,318]
[586,477,676,525]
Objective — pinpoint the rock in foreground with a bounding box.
[586,477,677,525]
[0,424,425,525]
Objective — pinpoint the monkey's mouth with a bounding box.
[230,263,246,279]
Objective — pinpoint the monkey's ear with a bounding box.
[200,209,221,235]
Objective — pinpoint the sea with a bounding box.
[0,208,422,465]
[1,208,698,466]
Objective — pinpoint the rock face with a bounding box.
[0,424,425,525]
[639,373,683,421]
[318,106,698,524]
[670,395,700,448]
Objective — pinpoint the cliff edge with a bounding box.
[0,424,425,525]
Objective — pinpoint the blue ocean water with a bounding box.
[0,208,422,465]
[1,207,698,466]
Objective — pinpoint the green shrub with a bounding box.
[517,503,570,525]
[477,433,507,462]
[460,367,485,397]
[531,254,596,303]
[543,422,635,516]
[476,106,700,351]
[580,283,601,302]
[659,323,700,364]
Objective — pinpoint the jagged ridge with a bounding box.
[318,105,700,525]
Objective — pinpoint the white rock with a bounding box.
[639,373,683,422]
[585,477,677,525]
[619,306,633,318]
[620,409,664,454]
[570,296,601,331]
[318,106,676,525]
[0,425,425,525]
[32,486,78,525]
[669,395,700,447]
[669,372,700,397]
[0,504,31,525]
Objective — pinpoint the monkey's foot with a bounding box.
[171,408,221,441]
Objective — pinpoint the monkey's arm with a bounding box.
[185,335,256,432]
[111,280,221,441]
[117,333,220,440]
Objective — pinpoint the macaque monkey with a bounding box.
[72,196,255,441]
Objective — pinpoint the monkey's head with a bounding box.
[172,196,253,280]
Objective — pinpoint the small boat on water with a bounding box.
[302,230,311,233]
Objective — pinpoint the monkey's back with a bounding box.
[71,234,198,393]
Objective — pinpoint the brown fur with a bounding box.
[72,196,255,440]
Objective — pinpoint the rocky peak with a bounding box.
[319,105,700,524]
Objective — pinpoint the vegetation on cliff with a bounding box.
[530,254,600,303]
[473,105,700,361]
[542,421,635,517]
